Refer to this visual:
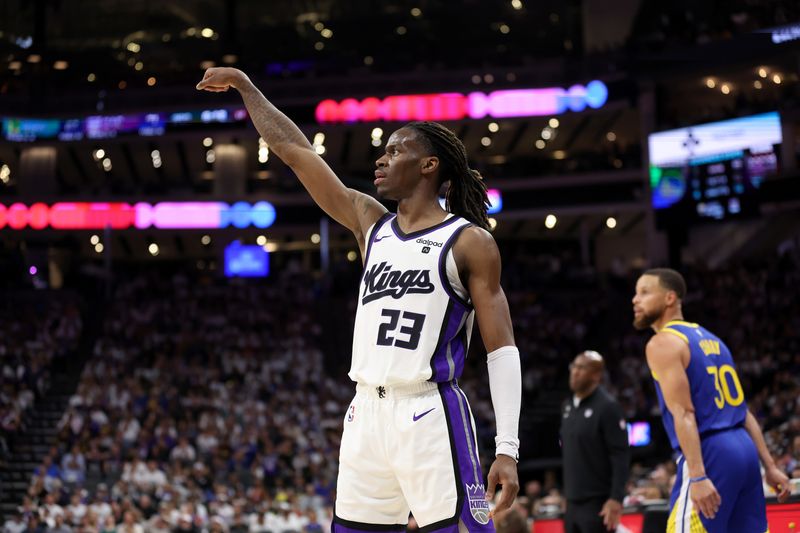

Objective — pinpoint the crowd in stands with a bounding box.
[0,297,83,459]
[3,244,799,532]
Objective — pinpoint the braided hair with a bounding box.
[405,121,491,231]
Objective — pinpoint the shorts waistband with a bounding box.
[700,423,745,440]
[355,381,442,399]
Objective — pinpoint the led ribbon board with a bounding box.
[2,108,248,142]
[315,81,608,123]
[0,201,276,230]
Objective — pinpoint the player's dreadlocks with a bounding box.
[405,121,491,231]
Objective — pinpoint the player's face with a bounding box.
[632,275,667,330]
[374,128,431,200]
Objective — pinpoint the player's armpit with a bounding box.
[347,190,389,249]
[452,227,515,351]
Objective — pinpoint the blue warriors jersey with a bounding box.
[652,320,747,451]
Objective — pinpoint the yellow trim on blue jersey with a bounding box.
[651,370,659,381]
[664,319,699,328]
[661,327,690,344]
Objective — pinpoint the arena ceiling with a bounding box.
[0,0,580,99]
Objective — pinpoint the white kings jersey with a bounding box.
[349,213,476,387]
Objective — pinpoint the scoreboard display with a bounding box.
[648,112,782,227]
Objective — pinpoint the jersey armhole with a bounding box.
[362,212,394,266]
[439,222,473,309]
[661,327,689,344]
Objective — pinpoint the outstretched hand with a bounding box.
[485,454,519,518]
[196,67,249,92]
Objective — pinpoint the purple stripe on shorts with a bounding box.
[417,523,459,533]
[331,520,406,533]
[439,383,495,532]
[430,302,469,382]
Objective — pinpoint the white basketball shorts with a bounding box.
[332,380,494,533]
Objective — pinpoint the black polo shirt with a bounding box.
[560,386,630,503]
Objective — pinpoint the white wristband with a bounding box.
[487,346,521,462]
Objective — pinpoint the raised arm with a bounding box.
[196,68,386,247]
[453,227,519,516]
[743,410,791,502]
[646,333,720,520]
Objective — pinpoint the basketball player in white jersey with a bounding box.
[197,68,521,533]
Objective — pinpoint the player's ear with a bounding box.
[665,290,678,306]
[421,156,439,175]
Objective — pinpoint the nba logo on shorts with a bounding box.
[347,405,355,422]
[465,483,490,524]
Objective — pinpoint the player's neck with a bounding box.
[396,196,448,233]
[651,310,684,332]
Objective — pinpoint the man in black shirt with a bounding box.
[560,351,630,533]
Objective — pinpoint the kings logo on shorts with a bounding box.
[465,483,491,525]
[361,261,435,304]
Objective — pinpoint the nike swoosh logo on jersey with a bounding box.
[412,408,435,421]
[374,235,390,242]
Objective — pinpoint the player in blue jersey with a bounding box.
[197,68,520,533]
[632,268,790,533]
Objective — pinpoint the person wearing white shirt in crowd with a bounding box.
[88,487,113,524]
[66,493,87,526]
[170,437,196,464]
[119,415,141,446]
[40,493,65,529]
[2,513,26,533]
[135,460,168,493]
[117,510,144,533]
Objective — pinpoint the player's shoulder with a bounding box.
[454,223,497,250]
[646,330,689,365]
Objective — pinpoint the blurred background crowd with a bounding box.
[2,246,799,532]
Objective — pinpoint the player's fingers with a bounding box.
[696,496,712,519]
[493,486,515,514]
[485,470,498,501]
[706,496,718,519]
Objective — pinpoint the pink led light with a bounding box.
[8,203,28,229]
[49,203,134,229]
[468,89,563,118]
[28,203,49,229]
[151,202,223,229]
[1,201,274,230]
[134,202,154,229]
[314,82,608,123]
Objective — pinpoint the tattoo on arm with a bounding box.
[358,195,372,216]
[238,83,312,154]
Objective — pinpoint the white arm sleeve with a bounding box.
[487,345,521,461]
